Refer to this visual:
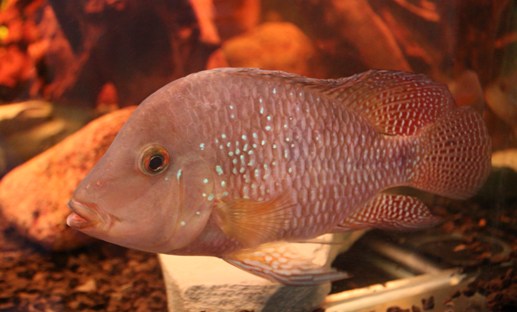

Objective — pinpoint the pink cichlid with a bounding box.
[67,68,491,285]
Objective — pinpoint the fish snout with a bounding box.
[66,199,110,230]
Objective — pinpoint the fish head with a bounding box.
[67,85,215,253]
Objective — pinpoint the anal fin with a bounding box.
[223,242,349,286]
[335,193,441,231]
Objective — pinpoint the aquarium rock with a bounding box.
[159,233,361,312]
[483,149,517,201]
[0,106,135,250]
[222,22,317,76]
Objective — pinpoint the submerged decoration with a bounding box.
[67,68,491,285]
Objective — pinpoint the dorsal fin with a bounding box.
[321,70,456,135]
[220,68,455,136]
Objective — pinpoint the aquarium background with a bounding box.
[0,0,515,311]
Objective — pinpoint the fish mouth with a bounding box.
[67,199,109,230]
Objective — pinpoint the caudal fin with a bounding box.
[411,107,491,199]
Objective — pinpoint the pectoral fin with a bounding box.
[214,192,295,247]
[335,193,441,231]
[223,242,349,286]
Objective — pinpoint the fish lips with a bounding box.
[66,199,111,230]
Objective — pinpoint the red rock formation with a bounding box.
[0,0,217,107]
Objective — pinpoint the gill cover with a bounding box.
[170,153,215,249]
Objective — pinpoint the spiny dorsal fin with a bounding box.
[323,70,456,135]
[214,192,294,247]
[221,68,455,136]
[335,193,441,231]
[224,241,350,286]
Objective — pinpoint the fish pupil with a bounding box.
[148,154,165,172]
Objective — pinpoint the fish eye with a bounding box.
[139,145,170,175]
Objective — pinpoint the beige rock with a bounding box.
[0,101,53,136]
[0,106,135,250]
[222,22,316,76]
[0,101,55,174]
[0,101,95,175]
[477,149,517,201]
[5,118,67,165]
[492,149,517,170]
[485,70,517,137]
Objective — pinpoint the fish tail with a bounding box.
[411,107,491,199]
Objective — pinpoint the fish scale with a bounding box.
[67,68,491,285]
[199,72,413,240]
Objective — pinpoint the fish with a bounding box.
[66,68,491,285]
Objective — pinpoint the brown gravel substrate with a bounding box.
[0,217,167,312]
[330,195,517,312]
[439,199,517,312]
